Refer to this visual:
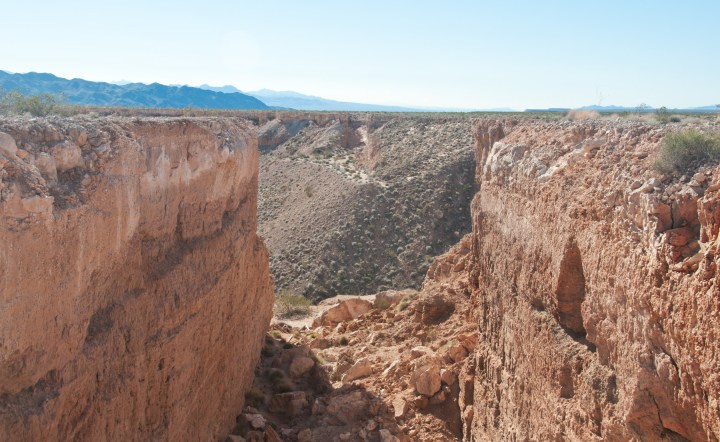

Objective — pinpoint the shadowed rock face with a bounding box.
[0,117,274,441]
[554,238,587,335]
[460,119,720,441]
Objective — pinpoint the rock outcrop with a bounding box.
[462,119,720,441]
[0,117,274,441]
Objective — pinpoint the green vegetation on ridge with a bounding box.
[655,129,720,173]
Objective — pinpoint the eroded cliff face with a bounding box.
[0,117,274,441]
[462,120,720,441]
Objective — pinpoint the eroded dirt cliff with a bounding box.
[462,119,720,441]
[0,117,274,440]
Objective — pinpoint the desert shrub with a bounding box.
[267,368,286,383]
[384,248,397,259]
[0,90,63,116]
[304,183,314,197]
[397,292,419,312]
[267,368,295,392]
[655,106,671,123]
[424,325,439,343]
[274,379,295,393]
[244,388,265,408]
[636,103,650,115]
[312,351,327,365]
[274,289,311,318]
[654,129,720,173]
[567,109,600,120]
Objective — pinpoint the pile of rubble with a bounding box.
[225,242,475,442]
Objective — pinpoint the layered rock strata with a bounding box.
[0,117,273,441]
[462,120,720,441]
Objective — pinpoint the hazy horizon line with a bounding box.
[1,68,717,112]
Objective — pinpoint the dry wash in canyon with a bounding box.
[0,113,719,441]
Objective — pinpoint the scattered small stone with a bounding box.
[445,343,468,363]
[327,391,368,424]
[264,427,282,442]
[379,428,400,442]
[429,388,446,405]
[297,429,312,442]
[412,395,429,410]
[409,362,441,397]
[243,413,265,430]
[392,396,410,419]
[269,391,308,416]
[342,357,374,384]
[440,367,457,386]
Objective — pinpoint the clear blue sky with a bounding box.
[1,0,718,109]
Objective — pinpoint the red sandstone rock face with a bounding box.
[463,119,720,441]
[0,117,274,441]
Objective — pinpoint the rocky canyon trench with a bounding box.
[1,112,720,441]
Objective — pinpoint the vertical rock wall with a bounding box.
[462,119,720,441]
[0,117,274,441]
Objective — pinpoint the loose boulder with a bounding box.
[415,294,455,324]
[269,392,308,416]
[341,357,374,384]
[409,361,442,397]
[289,356,315,378]
[313,298,373,327]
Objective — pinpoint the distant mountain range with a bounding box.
[0,71,438,112]
[197,85,501,112]
[0,71,269,110]
[197,84,245,95]
[243,89,420,112]
[3,70,715,113]
[195,85,421,111]
[194,85,421,111]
